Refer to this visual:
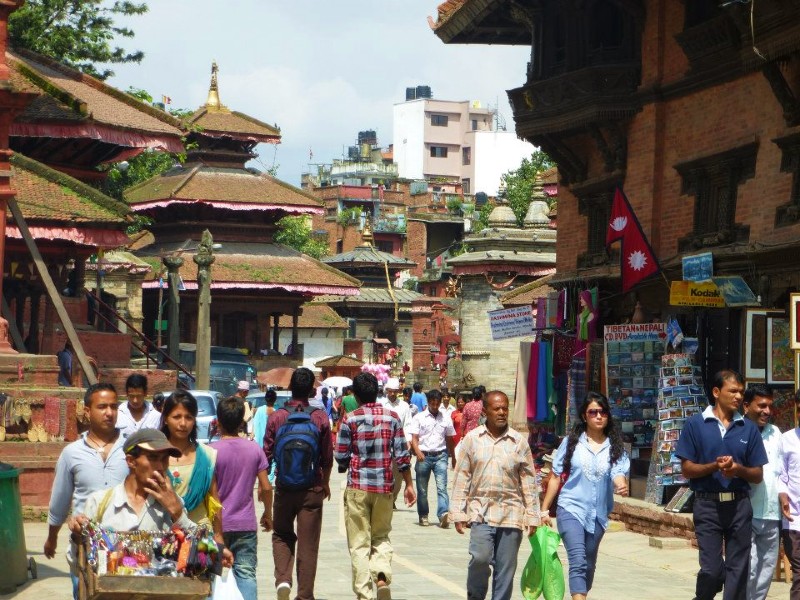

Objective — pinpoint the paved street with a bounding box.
[14,468,792,599]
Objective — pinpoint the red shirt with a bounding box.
[451,409,464,445]
[263,399,333,487]
[461,400,483,437]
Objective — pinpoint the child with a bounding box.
[211,396,273,600]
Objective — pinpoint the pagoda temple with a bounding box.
[125,64,359,366]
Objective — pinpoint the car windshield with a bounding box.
[195,395,216,416]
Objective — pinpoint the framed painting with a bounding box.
[744,309,783,380]
[790,293,800,350]
[767,317,795,386]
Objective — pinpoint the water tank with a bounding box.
[360,143,371,159]
[475,192,488,206]
[406,87,416,101]
[416,85,432,99]
[348,146,360,160]
[358,130,377,146]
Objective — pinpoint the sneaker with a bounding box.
[276,582,291,600]
[419,516,429,526]
[439,513,450,529]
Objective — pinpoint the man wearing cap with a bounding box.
[380,377,411,507]
[235,380,254,438]
[69,428,196,532]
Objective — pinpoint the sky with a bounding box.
[109,1,531,186]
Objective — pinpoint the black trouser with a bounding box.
[782,529,800,600]
[692,495,752,600]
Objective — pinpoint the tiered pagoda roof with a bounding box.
[8,49,183,176]
[7,152,129,248]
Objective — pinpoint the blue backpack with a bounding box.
[273,406,321,490]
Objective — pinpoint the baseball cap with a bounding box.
[237,380,250,392]
[124,428,181,457]
[385,377,401,390]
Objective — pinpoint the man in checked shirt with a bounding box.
[451,390,542,600]
[335,372,416,600]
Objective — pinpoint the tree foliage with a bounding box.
[275,216,330,260]
[9,0,148,80]
[500,150,555,226]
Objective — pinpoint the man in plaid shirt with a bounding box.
[335,372,416,600]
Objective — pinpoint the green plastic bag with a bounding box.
[521,526,566,600]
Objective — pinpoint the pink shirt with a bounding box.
[210,437,268,531]
[461,400,483,437]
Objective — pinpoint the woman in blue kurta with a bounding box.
[541,392,630,599]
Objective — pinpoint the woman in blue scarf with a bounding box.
[160,390,222,527]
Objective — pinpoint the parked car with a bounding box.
[248,389,291,410]
[166,390,223,444]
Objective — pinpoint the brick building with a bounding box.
[431,0,800,387]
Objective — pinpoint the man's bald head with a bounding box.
[483,390,508,410]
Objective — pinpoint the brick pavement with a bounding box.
[14,467,792,599]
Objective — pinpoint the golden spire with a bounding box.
[206,61,221,108]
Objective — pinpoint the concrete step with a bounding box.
[649,536,690,549]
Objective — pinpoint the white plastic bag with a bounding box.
[211,569,245,600]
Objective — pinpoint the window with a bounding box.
[675,143,757,250]
[462,178,471,194]
[430,146,448,158]
[471,119,478,131]
[774,133,800,227]
[462,147,471,166]
[431,114,448,127]
[577,190,614,268]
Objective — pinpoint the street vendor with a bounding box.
[69,428,197,533]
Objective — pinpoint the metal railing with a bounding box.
[85,290,195,382]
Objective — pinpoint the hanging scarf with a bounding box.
[169,443,214,512]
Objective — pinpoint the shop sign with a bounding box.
[487,305,534,341]
[669,281,725,308]
[603,322,667,342]
[682,252,713,282]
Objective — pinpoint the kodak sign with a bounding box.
[669,281,725,308]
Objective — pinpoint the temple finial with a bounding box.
[206,61,221,108]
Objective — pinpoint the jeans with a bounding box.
[556,506,605,595]
[466,523,523,600]
[415,452,449,519]
[693,495,752,600]
[223,531,258,600]
[272,486,325,600]
[748,518,779,600]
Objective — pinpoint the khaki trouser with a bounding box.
[343,487,394,600]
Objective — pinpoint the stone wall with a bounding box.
[610,496,697,547]
[458,277,534,399]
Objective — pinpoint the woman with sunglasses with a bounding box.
[540,392,630,600]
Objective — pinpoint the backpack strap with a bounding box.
[95,486,115,522]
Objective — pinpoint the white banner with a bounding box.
[488,306,535,341]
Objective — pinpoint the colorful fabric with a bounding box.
[334,402,411,494]
[450,425,541,530]
[553,334,575,375]
[567,359,587,430]
[515,342,555,424]
[537,343,549,420]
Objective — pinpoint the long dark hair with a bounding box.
[562,392,624,474]
[160,389,198,445]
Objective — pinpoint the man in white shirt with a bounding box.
[116,374,161,437]
[380,377,411,507]
[743,384,782,600]
[778,389,800,599]
[407,389,456,528]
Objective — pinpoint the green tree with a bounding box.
[9,0,148,80]
[275,216,330,260]
[500,150,554,226]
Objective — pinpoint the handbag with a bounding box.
[548,470,569,518]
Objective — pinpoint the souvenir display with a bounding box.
[604,324,667,459]
[652,354,705,490]
[81,523,221,579]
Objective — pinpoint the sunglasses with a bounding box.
[586,408,609,418]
